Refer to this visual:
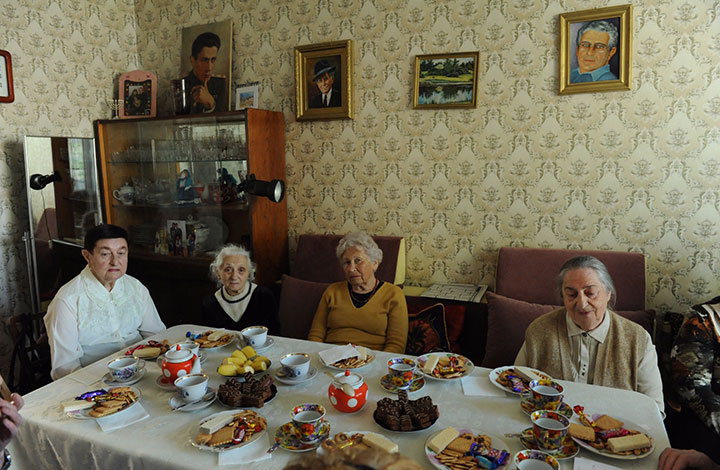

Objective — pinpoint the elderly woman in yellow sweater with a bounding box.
[308,232,408,353]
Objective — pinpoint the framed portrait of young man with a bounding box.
[295,40,353,121]
[180,20,232,114]
[559,4,632,95]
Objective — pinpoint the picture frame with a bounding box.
[180,20,232,114]
[413,51,479,109]
[235,82,260,110]
[295,40,353,120]
[118,70,157,119]
[0,50,14,104]
[166,220,187,257]
[559,4,633,95]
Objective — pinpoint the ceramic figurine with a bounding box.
[176,169,195,201]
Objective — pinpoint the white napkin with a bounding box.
[318,344,361,366]
[69,361,108,386]
[218,432,272,465]
[96,403,150,432]
[461,376,507,397]
[574,456,623,470]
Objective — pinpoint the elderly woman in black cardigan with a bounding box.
[200,244,279,334]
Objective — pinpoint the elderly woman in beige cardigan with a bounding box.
[514,255,664,413]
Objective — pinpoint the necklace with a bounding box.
[349,279,380,306]
[221,285,252,304]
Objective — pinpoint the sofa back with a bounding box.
[292,234,406,285]
[495,246,646,311]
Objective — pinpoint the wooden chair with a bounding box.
[7,312,52,394]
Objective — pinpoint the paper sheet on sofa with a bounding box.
[318,344,363,366]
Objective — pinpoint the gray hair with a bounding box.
[576,20,619,49]
[209,244,256,286]
[557,255,616,309]
[336,232,383,265]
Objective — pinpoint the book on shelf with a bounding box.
[420,283,488,303]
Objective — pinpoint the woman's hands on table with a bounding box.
[0,393,24,451]
[658,448,720,470]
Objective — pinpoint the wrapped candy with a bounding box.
[76,389,107,401]
[508,375,525,393]
[598,428,629,439]
[573,405,595,428]
[473,455,494,469]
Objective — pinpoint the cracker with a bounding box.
[594,415,624,430]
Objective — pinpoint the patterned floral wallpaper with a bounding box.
[0,0,718,369]
[136,0,720,315]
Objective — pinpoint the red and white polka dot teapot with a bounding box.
[160,344,201,383]
[328,370,368,413]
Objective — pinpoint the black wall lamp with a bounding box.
[29,171,62,190]
[239,174,285,203]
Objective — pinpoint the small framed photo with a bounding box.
[413,51,479,109]
[119,70,157,118]
[0,50,14,104]
[235,82,260,110]
[559,4,633,95]
[295,40,353,121]
[166,220,187,256]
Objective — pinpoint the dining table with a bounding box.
[8,324,670,469]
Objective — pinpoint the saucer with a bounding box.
[273,366,318,385]
[380,372,425,393]
[520,427,579,460]
[520,400,573,419]
[169,388,216,411]
[274,421,330,452]
[102,366,146,386]
[155,375,177,391]
[241,336,274,353]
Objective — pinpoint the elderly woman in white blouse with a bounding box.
[44,224,165,380]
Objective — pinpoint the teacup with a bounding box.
[530,410,570,454]
[241,325,268,348]
[290,403,326,443]
[107,357,142,382]
[513,450,559,470]
[280,353,311,378]
[522,379,564,411]
[174,373,209,403]
[387,357,416,390]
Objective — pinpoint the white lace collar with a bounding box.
[79,265,130,310]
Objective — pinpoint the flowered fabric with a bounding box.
[670,296,720,437]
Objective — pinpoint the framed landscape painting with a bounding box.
[559,4,632,94]
[413,51,479,109]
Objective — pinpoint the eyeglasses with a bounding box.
[578,42,609,52]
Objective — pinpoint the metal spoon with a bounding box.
[172,390,214,411]
[324,371,354,396]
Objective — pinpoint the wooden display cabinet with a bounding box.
[93,109,288,324]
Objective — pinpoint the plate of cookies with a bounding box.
[489,366,552,394]
[192,409,267,452]
[63,386,140,419]
[425,427,511,470]
[568,412,654,460]
[190,330,236,350]
[321,346,376,370]
[125,339,170,360]
[416,353,474,380]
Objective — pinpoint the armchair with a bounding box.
[481,246,655,368]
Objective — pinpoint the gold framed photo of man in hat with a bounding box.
[294,40,353,120]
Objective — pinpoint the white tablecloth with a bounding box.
[9,324,669,469]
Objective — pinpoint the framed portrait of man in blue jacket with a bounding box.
[559,5,632,95]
